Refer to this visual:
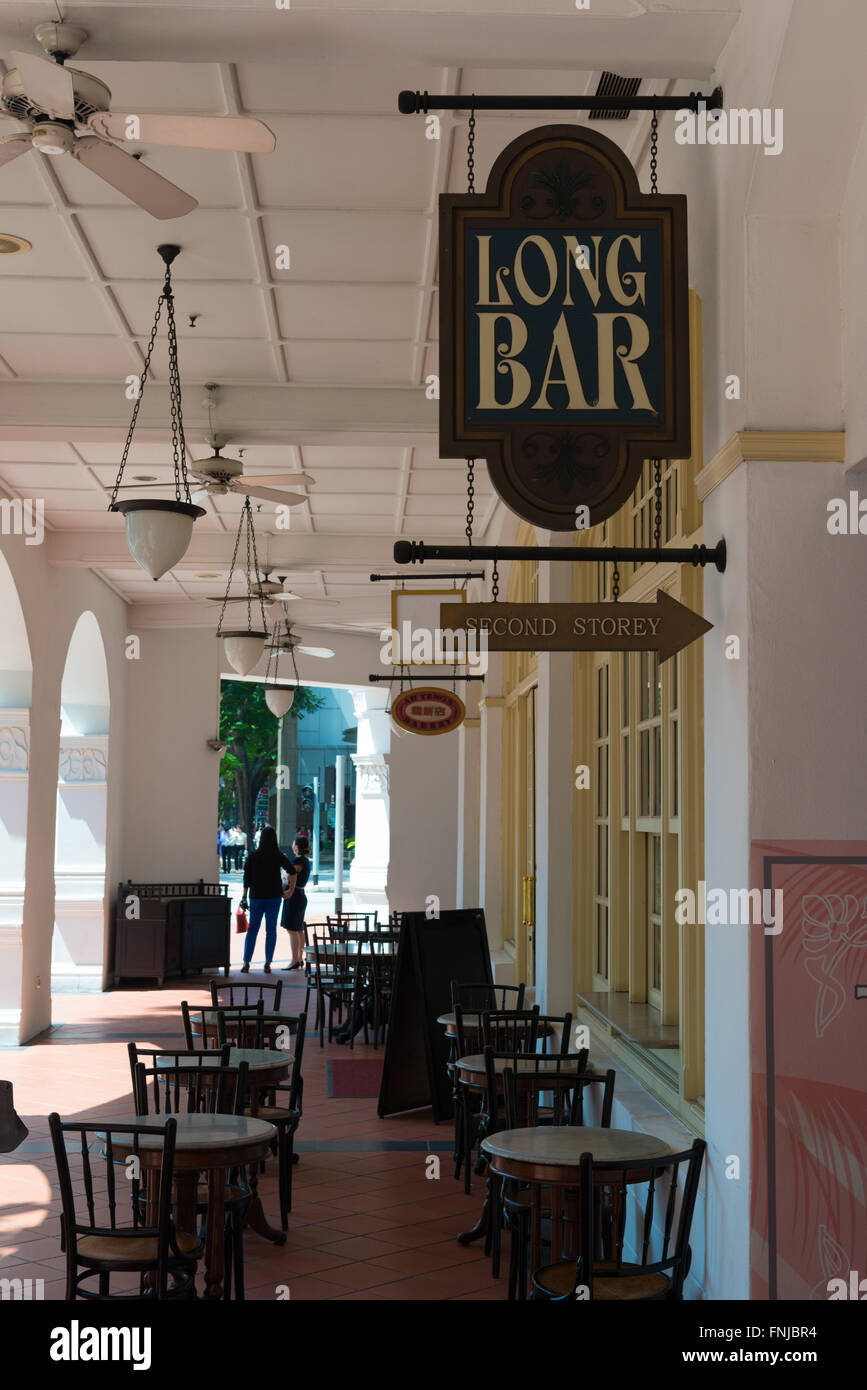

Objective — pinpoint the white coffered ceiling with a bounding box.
[0,0,738,631]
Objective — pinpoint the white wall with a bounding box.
[385,725,459,914]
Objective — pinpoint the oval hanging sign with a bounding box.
[390,687,466,736]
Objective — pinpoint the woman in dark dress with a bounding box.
[239,826,296,974]
[281,835,311,969]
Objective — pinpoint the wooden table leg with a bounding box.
[245,1158,287,1245]
[203,1171,226,1301]
[458,1164,491,1246]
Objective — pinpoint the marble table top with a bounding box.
[456,1052,586,1076]
[95,1112,277,1151]
[481,1125,672,1167]
[155,1048,291,1072]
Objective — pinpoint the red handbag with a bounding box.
[235,906,249,934]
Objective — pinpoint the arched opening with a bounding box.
[0,552,32,1043]
[52,611,110,994]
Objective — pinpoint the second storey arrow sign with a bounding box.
[439,591,711,662]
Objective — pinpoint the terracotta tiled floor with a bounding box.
[0,962,503,1301]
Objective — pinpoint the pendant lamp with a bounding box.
[263,617,300,717]
[217,497,269,676]
[109,244,204,579]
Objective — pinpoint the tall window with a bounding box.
[593,661,610,984]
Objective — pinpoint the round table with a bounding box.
[104,1112,275,1301]
[153,1048,290,1244]
[196,1011,301,1050]
[482,1126,673,1269]
[454,1052,568,1091]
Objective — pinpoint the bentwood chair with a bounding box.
[242,1011,306,1229]
[181,1000,221,1051]
[211,980,282,1010]
[313,936,369,1048]
[127,1043,231,1103]
[49,1113,201,1300]
[501,1062,616,1301]
[449,984,527,1182]
[215,1000,266,1050]
[133,1058,252,1300]
[368,931,399,1047]
[531,1139,706,1301]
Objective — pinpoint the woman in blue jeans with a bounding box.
[238,826,296,973]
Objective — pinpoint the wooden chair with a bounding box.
[368,931,399,1047]
[501,1061,616,1301]
[313,936,369,1048]
[127,1043,231,1105]
[210,980,282,1010]
[531,1139,706,1301]
[480,1007,541,1054]
[133,1057,252,1300]
[215,1000,265,1050]
[242,1011,306,1229]
[49,1113,201,1300]
[535,1012,574,1055]
[180,1000,221,1051]
[326,912,376,936]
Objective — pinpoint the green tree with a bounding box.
[219,681,324,843]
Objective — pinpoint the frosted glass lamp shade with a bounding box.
[265,685,295,717]
[111,499,205,581]
[222,630,267,676]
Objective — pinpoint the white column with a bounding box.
[534,547,575,1014]
[456,712,481,908]
[0,711,29,1044]
[53,734,109,993]
[478,652,505,949]
[348,689,390,908]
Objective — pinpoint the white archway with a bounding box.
[52,611,110,993]
[0,553,32,1042]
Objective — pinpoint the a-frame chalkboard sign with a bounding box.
[377,909,492,1122]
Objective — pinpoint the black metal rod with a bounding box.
[370,572,485,582]
[394,538,727,573]
[398,87,722,116]
[368,673,485,682]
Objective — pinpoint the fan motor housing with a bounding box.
[1,65,111,124]
[32,121,75,154]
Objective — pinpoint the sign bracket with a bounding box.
[398,88,723,115]
[394,538,727,573]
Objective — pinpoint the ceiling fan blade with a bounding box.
[12,51,74,119]
[236,473,315,487]
[231,484,307,506]
[274,593,340,607]
[71,137,198,219]
[0,133,33,167]
[88,112,276,153]
[297,646,335,659]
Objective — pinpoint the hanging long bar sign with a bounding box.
[439,123,691,530]
[439,592,711,662]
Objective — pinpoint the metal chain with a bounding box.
[216,500,246,636]
[246,496,268,631]
[612,559,621,603]
[465,456,475,554]
[650,110,659,194]
[653,456,663,550]
[163,264,189,504]
[467,99,476,194]
[110,275,165,509]
[491,559,500,603]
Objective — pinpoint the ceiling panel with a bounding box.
[261,211,426,282]
[75,441,192,466]
[0,334,139,377]
[72,61,229,113]
[0,149,55,206]
[300,446,406,469]
[284,340,412,384]
[0,279,119,336]
[302,467,400,492]
[113,280,268,339]
[0,206,92,278]
[76,209,259,281]
[235,65,445,115]
[0,442,81,462]
[274,283,417,339]
[310,494,393,516]
[0,463,93,489]
[252,117,432,210]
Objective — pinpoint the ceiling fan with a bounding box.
[0,22,275,219]
[267,623,335,661]
[207,572,339,613]
[114,444,314,509]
